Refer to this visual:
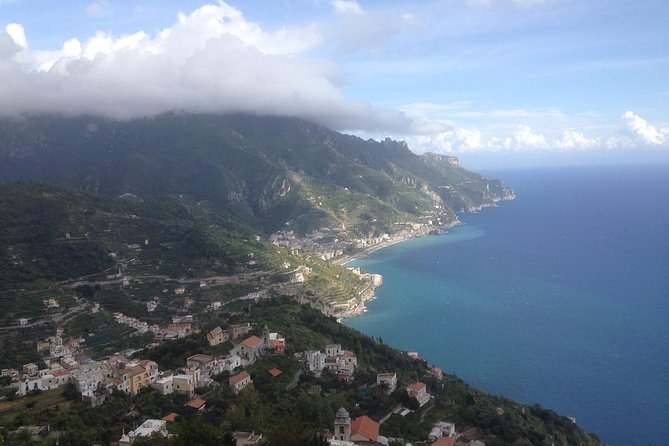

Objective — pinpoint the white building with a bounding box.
[304,350,327,376]
[154,376,174,395]
[119,419,167,445]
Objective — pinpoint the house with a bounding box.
[43,298,60,309]
[18,318,28,326]
[229,371,252,395]
[119,419,167,446]
[137,360,159,383]
[207,301,221,310]
[228,323,252,340]
[52,369,71,387]
[267,367,282,377]
[186,354,214,370]
[154,376,174,395]
[233,335,265,365]
[407,381,430,408]
[350,415,380,444]
[221,354,241,373]
[376,373,397,394]
[16,376,44,395]
[39,370,57,390]
[263,327,286,352]
[22,363,39,377]
[429,421,456,441]
[430,367,443,380]
[325,344,342,358]
[174,286,186,295]
[125,360,159,395]
[162,412,178,422]
[304,350,326,376]
[207,326,229,346]
[184,396,207,412]
[342,350,358,368]
[172,374,195,398]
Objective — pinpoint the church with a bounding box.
[332,407,389,446]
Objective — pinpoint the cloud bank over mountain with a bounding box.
[0,1,667,156]
[0,2,428,134]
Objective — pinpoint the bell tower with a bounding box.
[334,407,351,441]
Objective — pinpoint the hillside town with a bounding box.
[2,309,487,446]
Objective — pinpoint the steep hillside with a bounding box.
[0,114,513,237]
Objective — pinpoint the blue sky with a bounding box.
[1,0,668,167]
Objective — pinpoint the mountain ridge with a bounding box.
[0,113,513,238]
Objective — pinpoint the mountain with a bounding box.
[0,113,513,237]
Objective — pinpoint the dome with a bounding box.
[335,407,349,418]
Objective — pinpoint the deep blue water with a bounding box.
[343,165,669,446]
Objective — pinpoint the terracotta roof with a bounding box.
[241,335,263,348]
[184,397,207,409]
[162,412,178,422]
[229,371,250,384]
[433,437,455,446]
[267,367,282,377]
[129,365,146,376]
[351,415,379,441]
[410,381,426,390]
[344,350,356,357]
[52,370,70,377]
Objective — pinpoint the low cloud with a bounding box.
[0,3,417,133]
[621,111,667,146]
[400,112,668,154]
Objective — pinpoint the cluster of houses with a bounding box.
[112,311,197,340]
[3,353,159,405]
[3,321,285,409]
[298,343,359,380]
[3,313,481,446]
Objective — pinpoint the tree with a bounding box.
[171,417,235,446]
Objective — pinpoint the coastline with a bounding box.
[335,220,462,267]
[330,193,514,319]
[333,221,462,319]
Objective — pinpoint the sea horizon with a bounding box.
[343,164,669,446]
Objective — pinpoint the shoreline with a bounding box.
[330,197,514,319]
[333,221,462,319]
[335,221,462,267]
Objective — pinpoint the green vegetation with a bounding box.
[0,114,512,236]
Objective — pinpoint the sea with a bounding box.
[343,165,669,446]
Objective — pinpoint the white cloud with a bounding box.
[5,23,26,49]
[86,1,110,17]
[621,111,667,145]
[326,3,424,53]
[552,129,598,151]
[0,2,418,133]
[514,124,546,150]
[331,0,363,15]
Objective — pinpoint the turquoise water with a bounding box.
[343,165,669,446]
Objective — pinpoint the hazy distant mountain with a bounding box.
[0,113,512,236]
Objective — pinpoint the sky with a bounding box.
[1,0,668,168]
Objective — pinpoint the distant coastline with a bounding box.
[335,220,462,267]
